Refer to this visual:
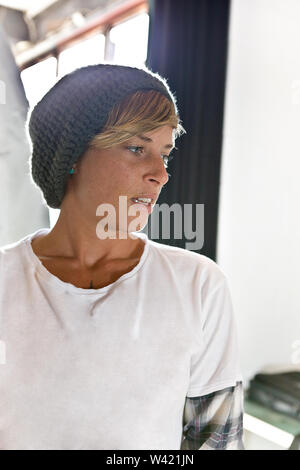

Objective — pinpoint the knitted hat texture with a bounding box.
[28,63,178,209]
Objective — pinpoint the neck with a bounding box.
[42,207,142,269]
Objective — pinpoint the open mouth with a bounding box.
[130,197,152,207]
[130,197,155,213]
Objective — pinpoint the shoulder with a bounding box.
[0,228,48,257]
[0,233,29,255]
[146,238,227,287]
[0,231,36,272]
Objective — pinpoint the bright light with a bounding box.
[49,208,60,229]
[244,412,294,448]
[58,35,105,78]
[110,13,149,67]
[20,56,57,108]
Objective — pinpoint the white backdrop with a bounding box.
[217,0,300,388]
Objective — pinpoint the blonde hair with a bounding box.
[88,89,186,150]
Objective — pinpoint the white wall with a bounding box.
[0,27,49,246]
[217,0,300,388]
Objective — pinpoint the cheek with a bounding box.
[106,159,137,185]
[85,161,132,199]
[120,168,134,183]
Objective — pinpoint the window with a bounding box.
[58,34,105,78]
[20,56,57,109]
[109,13,149,67]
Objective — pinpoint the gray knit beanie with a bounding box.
[27,63,178,209]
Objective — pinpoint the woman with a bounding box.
[0,64,244,450]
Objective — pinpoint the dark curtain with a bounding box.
[145,0,230,261]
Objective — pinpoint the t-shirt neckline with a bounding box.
[25,227,150,295]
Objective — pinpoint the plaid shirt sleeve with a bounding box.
[180,380,245,450]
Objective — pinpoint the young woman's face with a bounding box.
[64,125,175,236]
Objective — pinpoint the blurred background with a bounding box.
[0,0,300,450]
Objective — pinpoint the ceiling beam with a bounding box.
[14,0,148,69]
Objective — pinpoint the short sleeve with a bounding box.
[187,275,243,397]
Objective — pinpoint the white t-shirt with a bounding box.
[0,228,243,450]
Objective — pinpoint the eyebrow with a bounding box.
[137,134,175,150]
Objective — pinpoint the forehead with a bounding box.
[134,127,175,149]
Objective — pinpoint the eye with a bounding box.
[127,146,144,155]
[126,146,177,169]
